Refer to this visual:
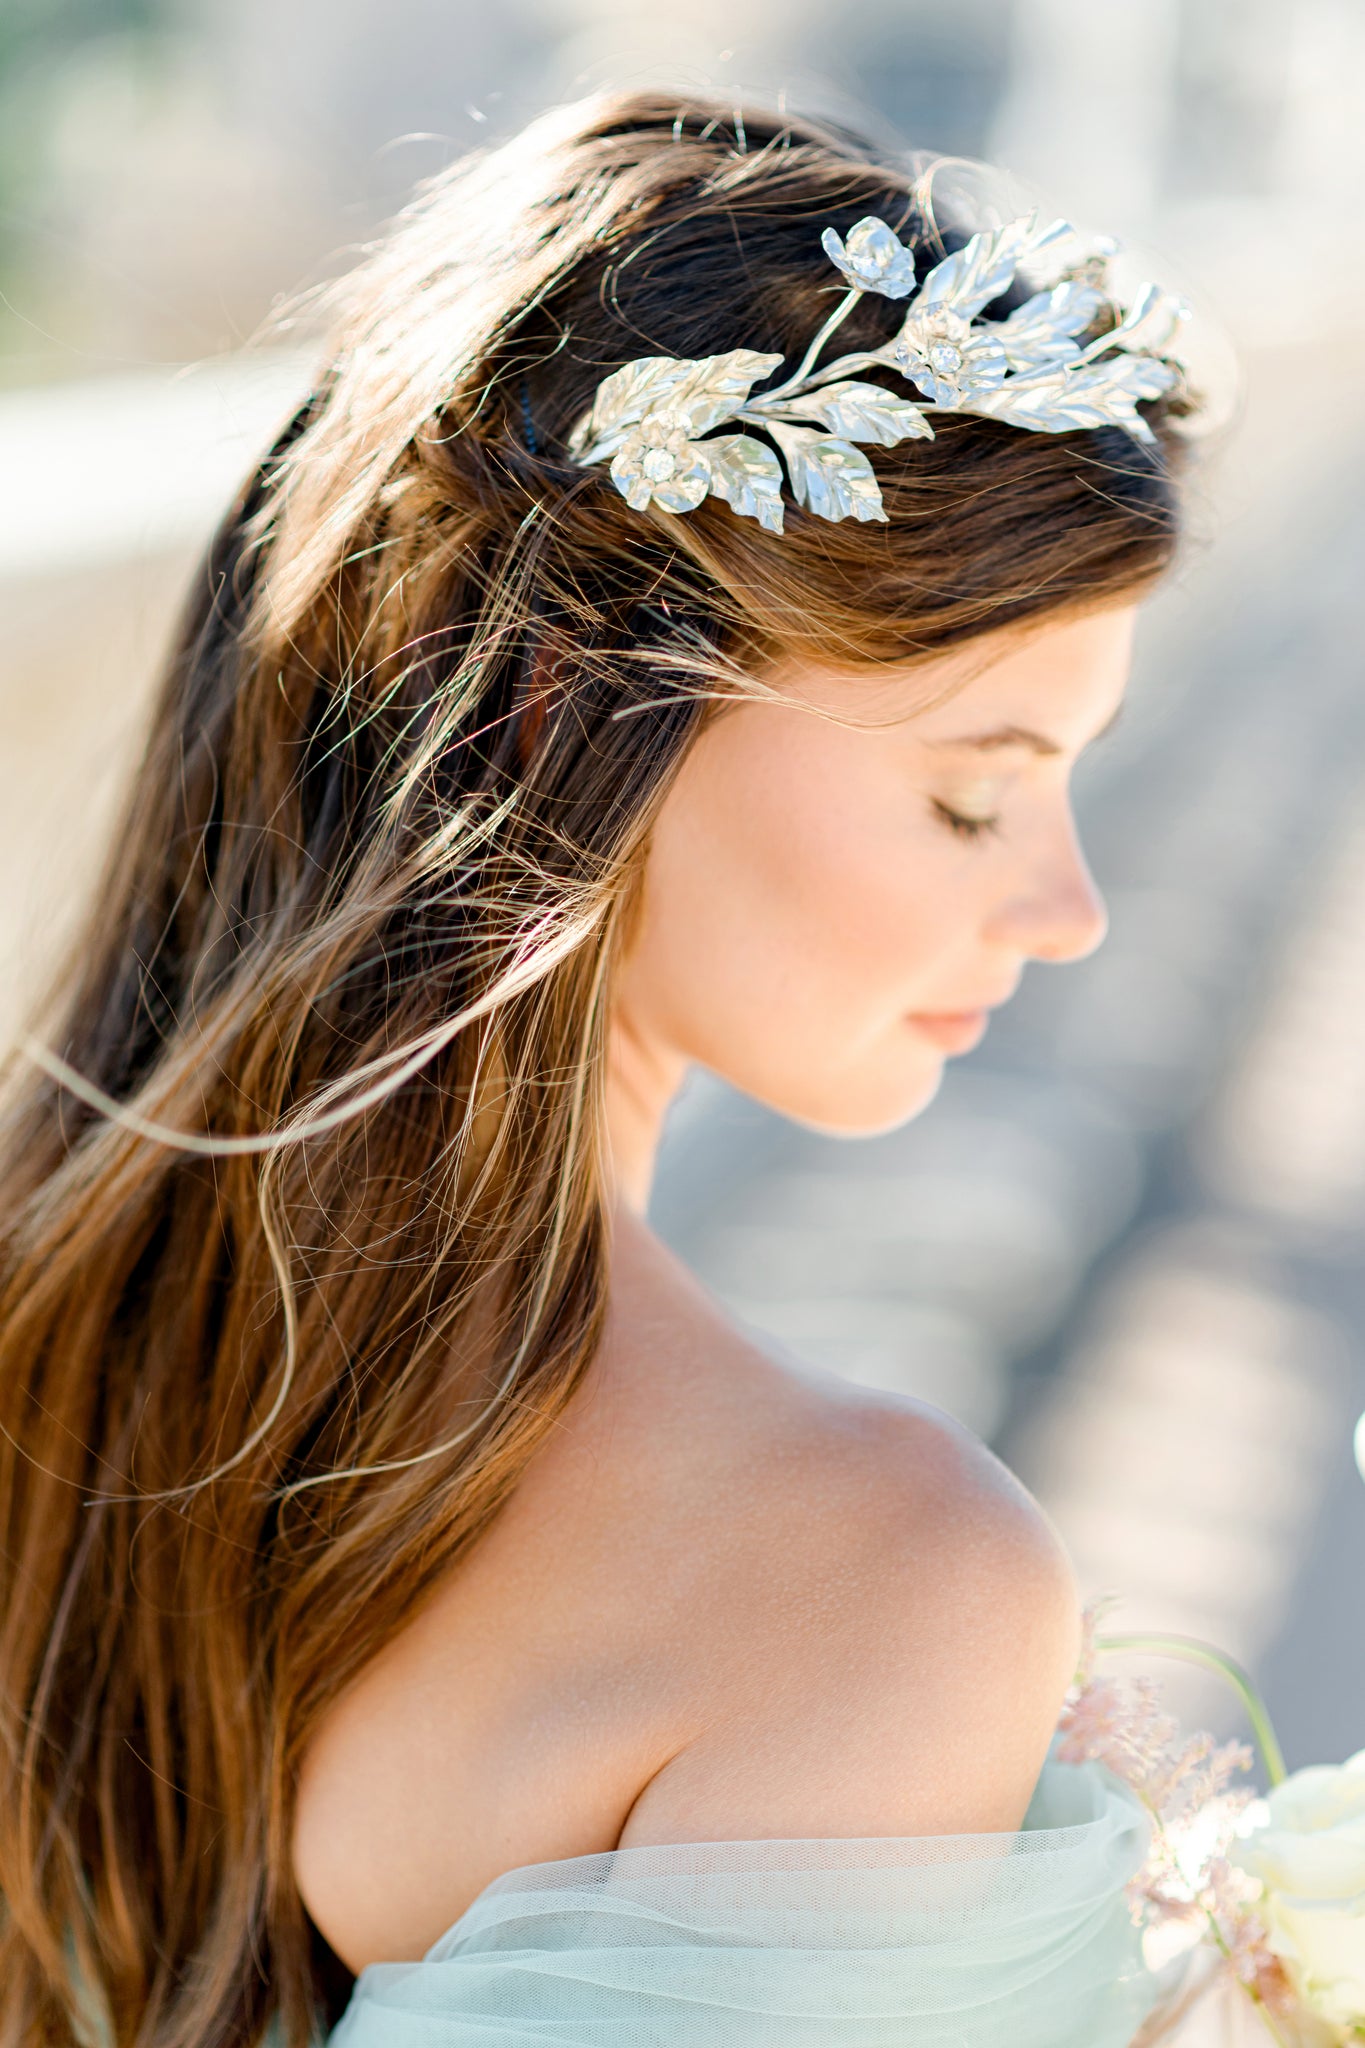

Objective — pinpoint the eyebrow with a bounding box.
[930,704,1125,757]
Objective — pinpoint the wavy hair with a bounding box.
[0,88,1191,2046]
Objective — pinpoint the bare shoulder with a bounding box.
[625,1372,1079,1844]
[614,1213,1078,1680]
[294,1217,1079,1970]
[816,1386,1081,1780]
[603,1219,1081,1845]
[820,1381,1080,1673]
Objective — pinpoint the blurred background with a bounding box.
[2,0,1363,1760]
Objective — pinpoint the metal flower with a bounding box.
[886,306,1009,407]
[819,216,917,299]
[607,410,712,513]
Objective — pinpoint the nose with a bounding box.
[988,826,1108,965]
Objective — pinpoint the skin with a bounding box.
[294,600,1137,1973]
[608,601,1130,1198]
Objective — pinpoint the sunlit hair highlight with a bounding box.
[0,87,1190,2047]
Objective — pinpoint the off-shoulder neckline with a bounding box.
[387,1759,1145,1968]
[473,1817,1117,1900]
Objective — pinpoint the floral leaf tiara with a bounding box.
[566,212,1190,535]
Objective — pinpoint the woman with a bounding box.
[0,90,1198,2047]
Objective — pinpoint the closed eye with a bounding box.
[931,798,1002,842]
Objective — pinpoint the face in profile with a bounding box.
[613,601,1137,1136]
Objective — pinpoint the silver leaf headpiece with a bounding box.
[565,212,1190,535]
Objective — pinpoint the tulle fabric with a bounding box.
[328,1760,1159,2046]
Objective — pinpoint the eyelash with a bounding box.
[931,798,1002,843]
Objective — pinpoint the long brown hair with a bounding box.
[0,88,1191,2047]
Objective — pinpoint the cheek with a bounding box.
[620,709,976,1120]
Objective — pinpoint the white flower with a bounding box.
[608,410,711,513]
[887,305,1008,407]
[820,217,917,299]
[1234,1752,1365,2029]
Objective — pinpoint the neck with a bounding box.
[604,1010,688,1215]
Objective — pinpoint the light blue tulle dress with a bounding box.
[327,1758,1158,2046]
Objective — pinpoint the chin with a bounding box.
[765,1055,947,1140]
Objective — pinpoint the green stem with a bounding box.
[1204,1912,1294,2048]
[1096,1631,1289,1788]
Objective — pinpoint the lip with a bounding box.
[906,1008,991,1055]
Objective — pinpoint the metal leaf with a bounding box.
[999,282,1105,372]
[916,220,1029,321]
[703,434,786,532]
[1103,282,1190,358]
[964,355,1178,443]
[916,214,1077,322]
[569,349,783,462]
[663,350,786,437]
[567,357,696,461]
[1018,217,1082,273]
[766,422,887,523]
[774,379,934,446]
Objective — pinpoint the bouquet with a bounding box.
[1064,1606,1365,2046]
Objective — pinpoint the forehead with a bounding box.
[767,603,1140,746]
